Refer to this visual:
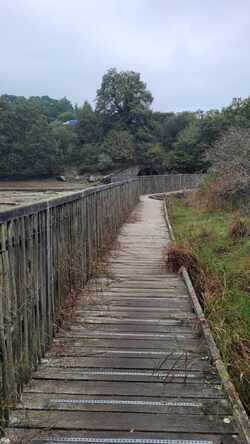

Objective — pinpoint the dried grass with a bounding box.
[166,245,207,306]
[229,219,248,241]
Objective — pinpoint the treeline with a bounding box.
[1,68,250,177]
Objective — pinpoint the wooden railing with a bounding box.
[0,180,140,422]
[0,174,201,422]
[138,173,202,194]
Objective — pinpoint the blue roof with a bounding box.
[63,119,79,126]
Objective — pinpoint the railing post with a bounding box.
[46,204,54,341]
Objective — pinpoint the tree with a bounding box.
[143,142,165,172]
[96,68,153,129]
[198,110,228,145]
[223,97,250,129]
[160,112,195,149]
[28,96,74,121]
[97,152,114,171]
[77,143,100,172]
[76,101,103,145]
[101,130,136,163]
[50,120,78,170]
[164,122,208,173]
[0,94,74,122]
[3,79,250,178]
[0,98,61,176]
[0,99,19,175]
[57,111,76,122]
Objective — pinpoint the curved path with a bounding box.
[7,196,239,443]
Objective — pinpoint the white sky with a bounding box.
[1,0,250,111]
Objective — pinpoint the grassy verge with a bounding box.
[167,193,250,414]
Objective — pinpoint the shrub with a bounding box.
[207,128,250,208]
[229,219,248,241]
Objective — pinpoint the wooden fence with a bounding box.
[0,174,201,422]
[138,173,202,195]
[0,180,140,422]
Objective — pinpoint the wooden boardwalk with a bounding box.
[7,196,239,444]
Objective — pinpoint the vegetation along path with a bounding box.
[7,196,240,443]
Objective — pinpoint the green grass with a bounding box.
[168,196,250,413]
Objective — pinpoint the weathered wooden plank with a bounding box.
[46,346,208,362]
[75,310,196,320]
[9,410,235,434]
[76,299,191,310]
[95,282,186,290]
[6,429,240,444]
[52,337,206,352]
[82,289,188,296]
[73,317,194,326]
[62,323,194,333]
[58,332,198,342]
[40,356,210,371]
[18,393,230,415]
[24,379,225,398]
[32,367,217,384]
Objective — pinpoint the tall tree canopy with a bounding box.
[96,68,153,127]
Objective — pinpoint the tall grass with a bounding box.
[167,192,250,414]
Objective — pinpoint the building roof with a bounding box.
[63,119,79,126]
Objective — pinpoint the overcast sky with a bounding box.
[1,0,250,111]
